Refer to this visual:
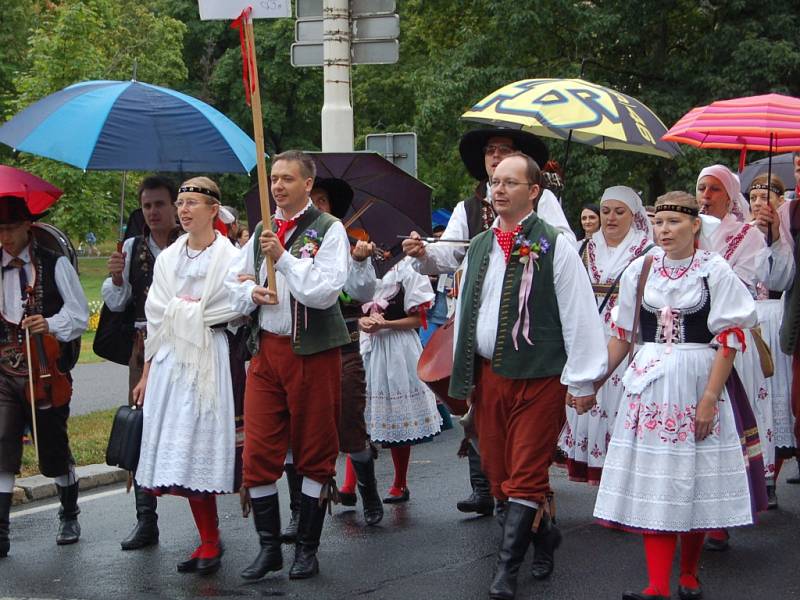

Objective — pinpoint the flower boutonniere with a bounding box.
[511,234,550,268]
[299,228,322,259]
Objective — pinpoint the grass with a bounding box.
[77,256,109,365]
[19,407,117,478]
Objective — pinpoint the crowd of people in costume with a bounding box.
[0,129,799,600]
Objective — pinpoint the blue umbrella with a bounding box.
[0,80,257,173]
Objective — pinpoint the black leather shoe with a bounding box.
[622,592,670,600]
[530,512,562,580]
[766,484,778,510]
[196,554,222,576]
[338,491,357,506]
[702,536,729,552]
[241,495,283,580]
[289,493,327,580]
[678,583,703,600]
[177,557,198,573]
[456,491,494,516]
[383,487,410,504]
[282,465,302,543]
[0,492,11,558]
[121,484,159,550]
[488,502,535,600]
[352,457,384,526]
[56,482,80,545]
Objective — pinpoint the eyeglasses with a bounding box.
[483,143,515,156]
[173,199,212,209]
[490,179,533,190]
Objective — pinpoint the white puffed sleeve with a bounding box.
[398,258,435,313]
[608,254,646,343]
[707,255,758,352]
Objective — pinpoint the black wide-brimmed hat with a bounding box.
[312,177,354,220]
[0,195,47,224]
[459,128,549,181]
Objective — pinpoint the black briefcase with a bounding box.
[105,405,143,471]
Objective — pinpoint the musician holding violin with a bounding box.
[0,195,89,558]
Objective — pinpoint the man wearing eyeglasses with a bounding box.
[450,152,605,600]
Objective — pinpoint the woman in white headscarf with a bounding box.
[695,165,771,552]
[558,185,654,484]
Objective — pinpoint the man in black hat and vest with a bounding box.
[403,127,574,518]
[102,175,180,551]
[0,196,89,558]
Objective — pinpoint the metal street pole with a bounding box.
[321,0,353,151]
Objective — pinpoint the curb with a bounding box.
[12,464,127,506]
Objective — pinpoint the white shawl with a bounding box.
[144,233,241,415]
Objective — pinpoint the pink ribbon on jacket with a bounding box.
[660,306,675,353]
[362,298,388,315]
[510,254,538,350]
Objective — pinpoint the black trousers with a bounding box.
[0,374,73,477]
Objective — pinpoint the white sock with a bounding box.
[53,466,77,487]
[349,448,372,463]
[249,483,278,499]
[509,497,538,510]
[301,478,322,499]
[0,472,15,494]
[284,450,294,465]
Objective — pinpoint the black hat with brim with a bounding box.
[0,195,47,225]
[459,128,549,181]
[312,178,354,220]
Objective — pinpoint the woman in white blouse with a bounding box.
[593,192,760,600]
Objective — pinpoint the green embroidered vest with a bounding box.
[248,206,350,356]
[449,213,567,400]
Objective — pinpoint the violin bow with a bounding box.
[343,198,376,229]
[23,288,41,465]
[397,235,471,245]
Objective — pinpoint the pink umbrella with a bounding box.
[663,93,800,170]
[0,164,63,214]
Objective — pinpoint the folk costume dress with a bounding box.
[559,189,653,484]
[593,248,764,532]
[362,257,442,446]
[136,233,241,496]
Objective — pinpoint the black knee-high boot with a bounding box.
[352,457,383,526]
[241,494,283,580]
[457,443,494,516]
[289,493,327,579]
[282,464,302,543]
[121,483,159,550]
[56,482,80,545]
[489,501,536,600]
[0,492,11,558]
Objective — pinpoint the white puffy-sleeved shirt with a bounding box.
[699,213,768,297]
[612,248,758,352]
[0,246,89,342]
[225,201,350,335]
[101,235,166,327]
[759,201,795,293]
[454,212,607,398]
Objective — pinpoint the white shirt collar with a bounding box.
[276,199,313,221]
[1,245,31,267]
[490,209,535,230]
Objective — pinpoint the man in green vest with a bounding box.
[226,150,351,582]
[450,153,607,600]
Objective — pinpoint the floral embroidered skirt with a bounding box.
[362,329,442,445]
[594,342,759,532]
[559,356,627,485]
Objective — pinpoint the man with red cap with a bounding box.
[0,196,89,558]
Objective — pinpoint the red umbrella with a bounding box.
[662,93,800,170]
[0,164,63,214]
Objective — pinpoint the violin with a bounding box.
[23,287,71,409]
[346,226,391,262]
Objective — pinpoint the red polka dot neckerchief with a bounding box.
[493,225,522,263]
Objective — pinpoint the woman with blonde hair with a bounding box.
[134,176,242,575]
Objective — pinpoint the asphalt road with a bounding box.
[71,361,132,415]
[3,428,800,600]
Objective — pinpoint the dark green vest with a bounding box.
[248,206,350,356]
[449,213,566,400]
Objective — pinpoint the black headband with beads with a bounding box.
[748,183,782,197]
[178,185,220,201]
[654,204,698,216]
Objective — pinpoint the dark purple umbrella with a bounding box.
[245,151,433,270]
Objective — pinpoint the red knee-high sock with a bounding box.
[188,496,220,559]
[389,445,411,494]
[340,455,357,494]
[774,456,784,480]
[678,532,705,589]
[642,532,678,596]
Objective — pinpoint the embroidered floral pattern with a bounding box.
[723,223,752,261]
[623,396,720,444]
[299,228,322,259]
